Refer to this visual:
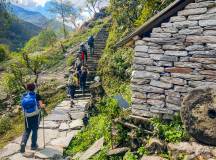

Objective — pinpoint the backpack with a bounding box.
[21,92,40,117]
[88,36,94,46]
[68,75,78,87]
[81,51,85,61]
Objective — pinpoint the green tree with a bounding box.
[22,52,48,84]
[68,6,82,30]
[49,0,71,38]
[109,0,145,29]
[86,0,103,15]
[135,0,175,26]
[24,29,57,53]
[38,29,57,47]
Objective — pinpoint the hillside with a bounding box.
[10,4,48,28]
[0,17,41,50]
[10,4,73,32]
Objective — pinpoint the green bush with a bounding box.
[96,97,120,119]
[0,44,9,62]
[123,151,138,160]
[24,29,57,53]
[0,116,12,135]
[91,148,109,160]
[0,72,25,95]
[66,115,111,155]
[66,97,122,156]
[137,146,149,156]
[150,115,189,143]
[100,47,133,80]
[66,55,75,67]
[135,0,175,27]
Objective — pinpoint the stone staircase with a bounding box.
[0,25,109,160]
[75,25,109,99]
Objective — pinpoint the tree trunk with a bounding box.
[60,0,67,39]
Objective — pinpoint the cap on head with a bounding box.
[26,83,36,91]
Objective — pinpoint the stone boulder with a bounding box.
[168,142,216,160]
[89,82,105,99]
[181,86,216,146]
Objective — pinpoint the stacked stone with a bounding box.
[131,0,216,118]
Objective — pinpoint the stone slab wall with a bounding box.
[131,0,216,119]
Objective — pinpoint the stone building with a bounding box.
[117,0,216,118]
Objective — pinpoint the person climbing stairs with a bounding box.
[0,24,109,160]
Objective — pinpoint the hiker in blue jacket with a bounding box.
[88,35,94,58]
[20,83,45,153]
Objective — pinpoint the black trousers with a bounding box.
[21,114,40,147]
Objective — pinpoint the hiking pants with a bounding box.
[68,85,76,99]
[21,114,40,148]
[80,80,86,93]
[89,45,94,57]
[84,52,88,63]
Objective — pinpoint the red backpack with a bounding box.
[81,51,85,61]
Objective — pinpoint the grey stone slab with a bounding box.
[26,129,59,148]
[39,121,60,129]
[59,122,70,131]
[69,119,84,130]
[35,145,63,159]
[49,130,79,148]
[12,136,22,144]
[45,113,70,121]
[51,107,71,116]
[57,100,71,108]
[79,137,104,160]
[0,143,20,158]
[70,112,85,120]
[8,153,38,160]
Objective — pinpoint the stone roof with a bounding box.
[116,0,195,47]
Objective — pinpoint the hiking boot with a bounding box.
[31,144,38,150]
[20,143,25,153]
[70,101,74,107]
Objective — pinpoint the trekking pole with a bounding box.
[41,108,47,149]
[43,115,45,149]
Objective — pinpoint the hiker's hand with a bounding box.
[39,101,45,108]
[41,108,48,117]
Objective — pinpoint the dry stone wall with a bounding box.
[131,0,216,118]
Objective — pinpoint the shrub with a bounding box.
[0,44,9,62]
[24,29,57,53]
[0,116,12,135]
[150,115,189,143]
[123,151,138,160]
[96,97,120,119]
[137,146,149,156]
[66,54,75,67]
[0,72,25,95]
[66,115,112,155]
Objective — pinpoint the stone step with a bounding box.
[75,93,91,98]
[75,90,91,94]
